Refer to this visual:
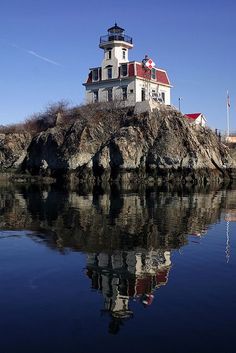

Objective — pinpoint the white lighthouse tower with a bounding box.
[99,23,133,81]
[83,24,171,106]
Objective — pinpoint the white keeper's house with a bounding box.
[83,24,172,106]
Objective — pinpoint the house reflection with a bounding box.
[86,249,171,334]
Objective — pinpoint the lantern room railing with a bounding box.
[100,34,133,45]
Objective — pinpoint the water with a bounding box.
[0,184,236,353]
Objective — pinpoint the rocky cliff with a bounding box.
[1,105,236,183]
[0,132,31,170]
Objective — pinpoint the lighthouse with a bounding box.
[83,24,171,106]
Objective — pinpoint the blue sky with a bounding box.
[0,0,235,131]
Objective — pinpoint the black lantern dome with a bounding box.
[107,23,125,34]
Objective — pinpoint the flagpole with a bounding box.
[226,90,230,138]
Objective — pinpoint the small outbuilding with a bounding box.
[184,113,206,127]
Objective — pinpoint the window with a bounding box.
[121,63,128,77]
[130,89,134,94]
[92,69,99,81]
[93,90,98,103]
[161,92,165,103]
[157,92,162,102]
[107,67,112,79]
[152,89,157,101]
[141,88,146,101]
[122,86,127,100]
[107,88,113,101]
[122,49,126,60]
[151,68,156,80]
[107,49,112,59]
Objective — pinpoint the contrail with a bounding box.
[26,50,62,66]
[1,40,63,67]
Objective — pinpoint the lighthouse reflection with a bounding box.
[86,249,171,334]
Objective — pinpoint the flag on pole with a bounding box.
[227,91,230,108]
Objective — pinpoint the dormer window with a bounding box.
[122,49,126,60]
[121,63,128,77]
[151,68,156,80]
[92,68,99,81]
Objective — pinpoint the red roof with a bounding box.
[128,62,135,77]
[185,113,202,120]
[135,63,170,85]
[156,69,170,85]
[85,62,171,86]
[86,71,92,83]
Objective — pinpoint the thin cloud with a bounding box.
[1,40,63,67]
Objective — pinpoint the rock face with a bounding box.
[0,132,32,170]
[229,144,236,163]
[2,106,236,183]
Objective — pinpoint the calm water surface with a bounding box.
[0,184,236,353]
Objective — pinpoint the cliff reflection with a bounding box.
[1,184,236,333]
[1,185,235,252]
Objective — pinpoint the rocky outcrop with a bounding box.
[1,106,236,183]
[23,106,236,183]
[0,132,32,170]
